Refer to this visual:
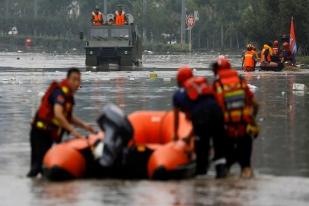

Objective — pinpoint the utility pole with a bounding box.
[180,0,186,45]
[34,0,38,18]
[142,0,147,43]
[5,0,9,18]
[103,0,107,14]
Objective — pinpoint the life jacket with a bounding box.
[273,47,279,56]
[260,45,272,63]
[115,11,125,25]
[33,80,74,142]
[243,50,255,69]
[184,77,214,101]
[214,69,255,137]
[92,12,103,26]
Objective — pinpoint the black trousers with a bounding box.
[28,126,53,176]
[225,135,253,169]
[191,98,226,175]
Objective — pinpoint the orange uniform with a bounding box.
[243,50,256,72]
[213,68,256,137]
[115,10,126,25]
[92,11,103,26]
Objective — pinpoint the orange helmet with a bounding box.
[217,55,231,69]
[177,66,193,87]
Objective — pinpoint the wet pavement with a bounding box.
[0,53,309,205]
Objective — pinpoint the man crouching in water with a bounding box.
[27,68,96,177]
[212,56,259,178]
[173,66,227,178]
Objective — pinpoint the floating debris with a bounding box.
[248,84,258,93]
[149,71,158,80]
[292,83,306,91]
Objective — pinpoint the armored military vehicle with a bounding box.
[82,14,142,71]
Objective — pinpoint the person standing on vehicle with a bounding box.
[92,6,104,26]
[114,7,127,25]
[27,68,96,177]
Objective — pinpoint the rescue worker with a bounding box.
[173,66,227,178]
[114,7,127,25]
[271,40,281,63]
[260,42,279,68]
[212,56,259,178]
[252,46,259,62]
[242,44,257,72]
[92,6,104,26]
[260,42,273,64]
[27,68,96,177]
[282,42,293,64]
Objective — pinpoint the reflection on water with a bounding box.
[0,69,308,205]
[2,175,309,206]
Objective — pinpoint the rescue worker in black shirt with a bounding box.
[27,68,96,177]
[173,66,227,178]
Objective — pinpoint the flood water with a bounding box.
[0,53,309,205]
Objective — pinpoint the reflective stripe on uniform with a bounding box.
[36,121,46,129]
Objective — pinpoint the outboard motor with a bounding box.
[96,104,133,167]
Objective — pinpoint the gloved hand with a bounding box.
[246,123,260,139]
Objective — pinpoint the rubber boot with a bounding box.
[214,158,227,179]
[27,170,40,178]
[215,164,228,179]
[241,167,254,178]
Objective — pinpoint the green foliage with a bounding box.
[297,56,309,65]
[0,0,308,53]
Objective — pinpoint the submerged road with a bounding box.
[0,52,308,205]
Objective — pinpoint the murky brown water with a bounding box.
[0,53,309,205]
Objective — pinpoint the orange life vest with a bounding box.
[34,80,74,142]
[243,50,255,69]
[260,48,271,63]
[92,12,103,26]
[213,69,255,137]
[184,77,214,101]
[115,11,125,25]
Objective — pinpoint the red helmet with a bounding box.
[217,55,231,69]
[177,66,193,87]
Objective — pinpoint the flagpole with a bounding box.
[290,16,297,65]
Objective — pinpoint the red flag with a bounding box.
[289,17,297,55]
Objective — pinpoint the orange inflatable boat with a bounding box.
[43,104,196,180]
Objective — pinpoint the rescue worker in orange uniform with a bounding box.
[242,44,257,72]
[27,68,96,177]
[92,6,104,26]
[173,66,227,178]
[212,56,259,178]
[252,46,259,62]
[114,7,127,25]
